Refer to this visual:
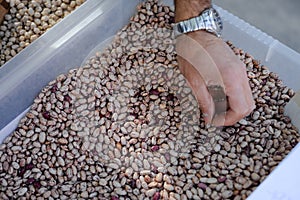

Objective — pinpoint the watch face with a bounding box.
[211,8,223,35]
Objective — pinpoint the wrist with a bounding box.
[175,0,211,22]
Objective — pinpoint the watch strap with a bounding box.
[174,7,222,37]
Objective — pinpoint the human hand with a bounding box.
[176,31,255,126]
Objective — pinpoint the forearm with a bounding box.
[174,0,211,22]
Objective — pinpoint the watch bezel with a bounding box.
[203,7,223,37]
[210,7,223,37]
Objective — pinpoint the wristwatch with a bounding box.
[174,7,223,37]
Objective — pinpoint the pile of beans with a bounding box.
[0,0,86,67]
[0,0,299,199]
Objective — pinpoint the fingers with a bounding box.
[192,78,215,124]
[178,55,255,127]
[211,57,254,126]
[221,84,255,126]
[178,57,215,124]
[212,99,254,127]
[176,32,256,127]
[211,113,226,127]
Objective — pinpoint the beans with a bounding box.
[0,0,86,66]
[0,1,299,200]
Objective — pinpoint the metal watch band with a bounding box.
[176,14,206,33]
[174,7,223,37]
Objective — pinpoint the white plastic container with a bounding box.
[0,0,300,199]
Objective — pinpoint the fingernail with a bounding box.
[203,113,212,126]
[203,113,209,117]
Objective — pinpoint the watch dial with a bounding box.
[212,8,223,33]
